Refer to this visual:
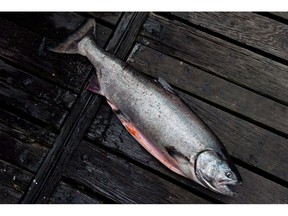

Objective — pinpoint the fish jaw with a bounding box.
[195,150,241,196]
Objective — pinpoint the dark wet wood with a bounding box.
[0,131,48,172]
[171,12,288,61]
[20,12,149,204]
[49,181,104,204]
[1,12,288,204]
[0,79,68,129]
[88,12,122,26]
[270,12,288,20]
[127,43,288,136]
[0,160,33,204]
[177,92,288,183]
[0,12,113,46]
[0,58,77,109]
[106,12,149,59]
[0,17,92,93]
[20,91,103,203]
[64,140,211,204]
[0,108,56,147]
[140,13,288,105]
[87,102,288,204]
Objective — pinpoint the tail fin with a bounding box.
[50,18,96,54]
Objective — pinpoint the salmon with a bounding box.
[51,19,242,196]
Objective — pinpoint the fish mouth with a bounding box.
[194,150,241,196]
[196,169,238,196]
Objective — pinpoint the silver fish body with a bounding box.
[51,19,242,196]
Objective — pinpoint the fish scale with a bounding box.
[50,18,242,196]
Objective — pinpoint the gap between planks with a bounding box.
[20,12,149,204]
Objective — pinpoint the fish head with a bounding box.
[194,150,242,196]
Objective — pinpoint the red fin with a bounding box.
[107,100,184,176]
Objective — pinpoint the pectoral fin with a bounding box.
[106,100,184,176]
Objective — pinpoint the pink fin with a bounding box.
[106,100,184,176]
[87,68,103,95]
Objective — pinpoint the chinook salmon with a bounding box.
[51,19,242,196]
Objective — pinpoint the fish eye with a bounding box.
[225,171,232,178]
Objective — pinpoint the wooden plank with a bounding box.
[20,91,103,203]
[0,12,113,47]
[0,160,34,204]
[0,79,68,130]
[64,140,211,204]
[140,13,288,105]
[106,12,149,59]
[87,102,288,203]
[127,43,288,136]
[270,12,288,20]
[1,58,77,109]
[0,131,48,172]
[87,12,122,26]
[49,181,104,204]
[21,12,149,204]
[0,17,92,93]
[177,91,288,183]
[171,12,288,61]
[0,108,56,147]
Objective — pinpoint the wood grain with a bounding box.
[269,12,288,21]
[0,108,56,147]
[87,101,288,203]
[127,43,288,135]
[140,13,288,105]
[0,58,77,109]
[49,181,104,204]
[20,91,103,203]
[0,17,92,93]
[0,131,48,172]
[87,12,122,26]
[0,79,68,129]
[0,12,113,46]
[177,91,288,183]
[64,140,211,204]
[106,12,149,59]
[0,160,33,204]
[171,12,288,61]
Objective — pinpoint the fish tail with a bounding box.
[49,18,96,54]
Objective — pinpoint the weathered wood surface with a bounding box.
[20,11,125,203]
[87,12,122,26]
[20,91,103,203]
[270,12,288,21]
[49,181,104,204]
[0,58,77,109]
[171,12,288,61]
[0,60,73,129]
[0,17,92,93]
[87,103,288,204]
[0,12,113,46]
[0,130,48,173]
[1,12,288,204]
[128,43,288,136]
[0,160,33,204]
[64,140,212,204]
[106,12,149,59]
[140,13,288,105]
[0,108,56,148]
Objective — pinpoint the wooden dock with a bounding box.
[0,12,288,204]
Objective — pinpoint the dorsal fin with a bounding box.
[156,77,177,95]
